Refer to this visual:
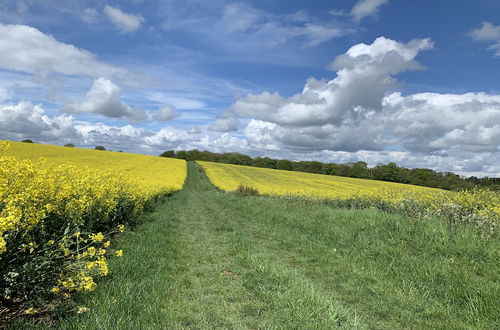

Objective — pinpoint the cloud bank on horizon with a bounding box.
[0,0,499,177]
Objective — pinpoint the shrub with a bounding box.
[233,185,260,197]
[64,143,75,148]
[95,146,105,151]
[21,139,33,143]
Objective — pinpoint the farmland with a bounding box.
[199,160,445,199]
[9,162,499,329]
[2,144,499,329]
[4,141,186,195]
[0,141,186,321]
[200,161,499,235]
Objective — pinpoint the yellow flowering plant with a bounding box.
[0,141,187,314]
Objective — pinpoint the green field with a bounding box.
[10,162,499,329]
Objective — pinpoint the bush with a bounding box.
[21,139,33,143]
[95,146,105,151]
[233,185,260,197]
[64,143,75,148]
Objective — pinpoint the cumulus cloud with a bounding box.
[0,102,78,143]
[231,37,433,128]
[0,23,129,80]
[469,22,500,56]
[351,0,388,23]
[384,92,500,153]
[213,36,500,176]
[153,105,179,121]
[64,78,146,122]
[1,99,498,176]
[104,5,144,34]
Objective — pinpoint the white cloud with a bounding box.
[0,101,78,143]
[146,93,207,110]
[0,23,130,80]
[208,116,239,132]
[1,99,498,177]
[153,105,179,121]
[469,22,500,56]
[160,1,352,62]
[215,36,500,175]
[230,37,433,128]
[64,78,146,122]
[104,5,144,34]
[351,0,388,23]
[384,92,500,153]
[217,3,351,48]
[82,8,99,25]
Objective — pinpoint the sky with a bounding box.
[0,0,499,177]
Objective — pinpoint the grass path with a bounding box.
[15,162,499,329]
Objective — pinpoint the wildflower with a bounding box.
[103,241,111,248]
[24,307,37,315]
[118,224,125,233]
[96,259,109,275]
[90,232,104,243]
[115,249,123,257]
[87,246,96,256]
[78,276,96,291]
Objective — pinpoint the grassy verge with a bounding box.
[9,162,499,329]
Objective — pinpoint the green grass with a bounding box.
[9,162,499,329]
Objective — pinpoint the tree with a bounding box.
[253,157,276,169]
[160,150,176,158]
[64,143,75,147]
[307,161,323,174]
[95,146,106,151]
[175,150,188,160]
[336,164,350,177]
[349,161,369,179]
[380,162,402,182]
[276,159,293,171]
[320,163,335,175]
[21,139,33,143]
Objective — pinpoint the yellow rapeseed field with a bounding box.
[0,141,186,305]
[199,161,444,200]
[199,161,499,235]
[4,141,186,196]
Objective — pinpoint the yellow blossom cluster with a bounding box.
[199,161,499,234]
[0,140,187,304]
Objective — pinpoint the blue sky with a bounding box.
[0,0,499,176]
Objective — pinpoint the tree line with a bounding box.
[160,149,500,192]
